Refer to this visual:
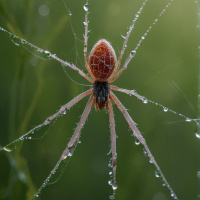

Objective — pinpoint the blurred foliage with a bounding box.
[0,0,198,200]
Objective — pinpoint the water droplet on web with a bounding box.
[2,140,23,152]
[112,183,118,190]
[3,146,12,152]
[83,4,89,12]
[155,169,161,178]
[185,118,192,122]
[197,171,200,178]
[109,195,114,200]
[163,107,168,112]
[195,131,200,139]
[134,137,140,145]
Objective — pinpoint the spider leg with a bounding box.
[109,1,148,80]
[1,89,93,152]
[62,94,94,159]
[32,94,94,199]
[83,4,96,81]
[109,91,178,199]
[45,88,93,125]
[108,51,134,83]
[110,85,143,101]
[107,97,118,190]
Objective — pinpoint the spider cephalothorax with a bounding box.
[93,81,110,110]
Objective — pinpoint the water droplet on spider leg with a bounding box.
[112,183,118,190]
[109,171,112,176]
[143,148,148,157]
[171,192,177,199]
[163,107,168,112]
[142,98,148,104]
[9,34,21,46]
[109,195,114,200]
[130,50,136,57]
[155,169,161,178]
[44,50,51,57]
[83,4,89,12]
[134,137,140,145]
[108,180,112,185]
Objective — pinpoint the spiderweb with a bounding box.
[0,0,198,199]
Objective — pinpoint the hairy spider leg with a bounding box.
[83,5,96,81]
[107,98,117,189]
[109,91,178,199]
[32,95,94,199]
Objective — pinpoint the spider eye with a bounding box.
[89,39,117,81]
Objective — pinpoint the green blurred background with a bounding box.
[0,0,198,199]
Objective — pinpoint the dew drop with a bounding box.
[185,118,192,122]
[197,171,200,178]
[28,136,32,139]
[63,110,67,115]
[109,171,112,175]
[163,107,168,112]
[195,131,200,139]
[21,39,26,44]
[44,50,51,57]
[10,35,20,46]
[134,137,140,145]
[109,195,114,200]
[143,148,148,156]
[3,147,12,152]
[83,22,87,26]
[155,169,161,178]
[108,180,112,185]
[130,50,136,57]
[135,14,139,18]
[142,98,148,104]
[112,183,118,190]
[83,4,89,12]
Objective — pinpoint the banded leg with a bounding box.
[107,98,118,190]
[110,91,178,199]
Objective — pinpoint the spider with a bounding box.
[0,1,182,199]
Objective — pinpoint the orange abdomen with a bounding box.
[89,39,117,81]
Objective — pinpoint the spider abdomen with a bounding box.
[89,39,117,81]
[93,81,110,110]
